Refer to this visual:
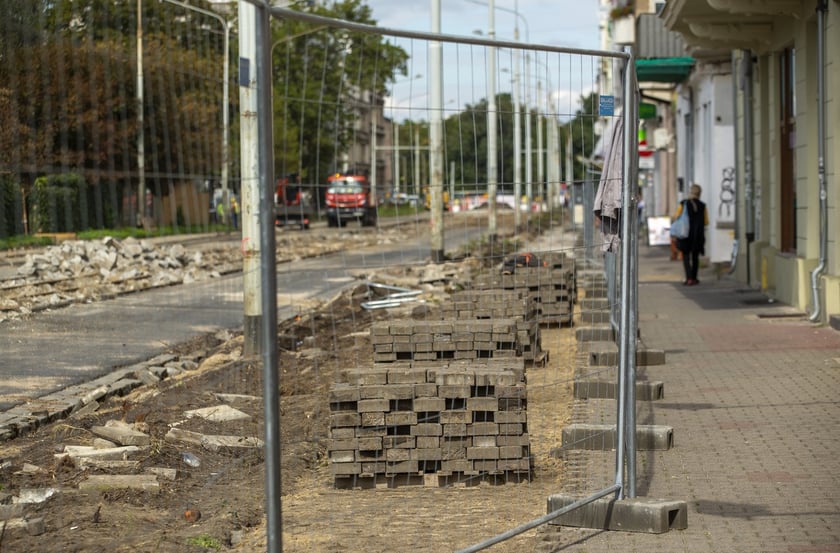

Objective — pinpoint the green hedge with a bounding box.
[33,173,128,233]
[0,176,24,239]
[31,173,88,233]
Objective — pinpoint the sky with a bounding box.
[364,0,600,50]
[361,0,603,121]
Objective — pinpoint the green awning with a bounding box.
[635,57,694,83]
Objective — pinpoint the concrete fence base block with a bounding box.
[562,423,674,450]
[579,311,611,324]
[587,342,666,366]
[574,379,664,401]
[582,288,608,299]
[579,298,608,310]
[575,325,640,342]
[546,494,688,533]
[576,326,615,342]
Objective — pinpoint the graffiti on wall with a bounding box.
[718,166,735,220]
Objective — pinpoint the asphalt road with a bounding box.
[0,222,484,410]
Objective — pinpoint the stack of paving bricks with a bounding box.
[472,252,576,325]
[370,319,522,362]
[327,320,532,488]
[440,289,546,363]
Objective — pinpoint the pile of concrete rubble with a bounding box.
[15,237,234,283]
[0,237,241,322]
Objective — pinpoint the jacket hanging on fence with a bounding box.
[593,117,624,253]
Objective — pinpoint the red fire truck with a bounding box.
[275,174,311,230]
[325,174,377,227]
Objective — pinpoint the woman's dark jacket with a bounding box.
[677,199,706,254]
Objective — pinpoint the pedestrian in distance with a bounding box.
[230,196,240,230]
[674,183,708,286]
[216,200,226,226]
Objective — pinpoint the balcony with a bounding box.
[661,0,802,58]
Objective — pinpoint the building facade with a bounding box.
[664,0,839,323]
[602,0,838,323]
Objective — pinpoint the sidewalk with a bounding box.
[556,243,840,552]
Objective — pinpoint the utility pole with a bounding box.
[487,0,498,242]
[136,0,145,227]
[161,0,231,215]
[371,108,378,214]
[524,43,532,223]
[394,121,400,195]
[429,0,445,262]
[239,1,261,357]
[414,128,421,197]
[242,3,281,553]
[537,80,544,210]
[513,16,522,232]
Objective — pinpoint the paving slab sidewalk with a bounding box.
[551,241,840,552]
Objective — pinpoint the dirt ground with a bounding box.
[0,217,578,553]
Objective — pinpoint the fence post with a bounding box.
[615,46,639,498]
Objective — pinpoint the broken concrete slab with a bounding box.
[76,458,141,471]
[185,404,251,423]
[16,463,47,475]
[200,434,264,452]
[0,504,25,520]
[147,467,177,481]
[58,445,143,461]
[13,488,58,504]
[135,369,161,386]
[78,474,160,492]
[70,400,100,418]
[1,516,46,536]
[165,427,262,451]
[92,437,117,449]
[164,427,204,447]
[90,420,151,446]
[214,393,260,403]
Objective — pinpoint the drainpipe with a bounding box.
[729,50,740,274]
[742,51,755,286]
[809,0,828,322]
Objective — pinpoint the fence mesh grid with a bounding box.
[0,3,633,552]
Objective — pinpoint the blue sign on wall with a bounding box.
[599,95,615,117]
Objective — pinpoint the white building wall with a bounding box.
[675,71,736,264]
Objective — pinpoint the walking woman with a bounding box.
[675,184,709,285]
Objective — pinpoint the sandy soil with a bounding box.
[0,216,578,553]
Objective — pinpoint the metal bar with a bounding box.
[255,3,281,551]
[626,112,640,496]
[455,485,622,553]
[615,48,637,496]
[268,6,630,60]
[429,0,445,262]
[808,0,828,322]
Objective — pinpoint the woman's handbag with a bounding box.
[669,203,690,239]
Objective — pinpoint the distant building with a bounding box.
[600,0,839,323]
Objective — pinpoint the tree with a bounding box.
[271,0,408,189]
[564,92,600,183]
[440,93,516,192]
[0,0,232,230]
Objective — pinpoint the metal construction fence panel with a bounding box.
[0,2,638,551]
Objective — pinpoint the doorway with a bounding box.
[779,47,797,253]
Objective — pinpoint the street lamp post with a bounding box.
[469,0,531,233]
[161,0,231,217]
[487,1,498,241]
[430,0,444,262]
[137,0,145,227]
[388,74,423,196]
[513,8,522,231]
